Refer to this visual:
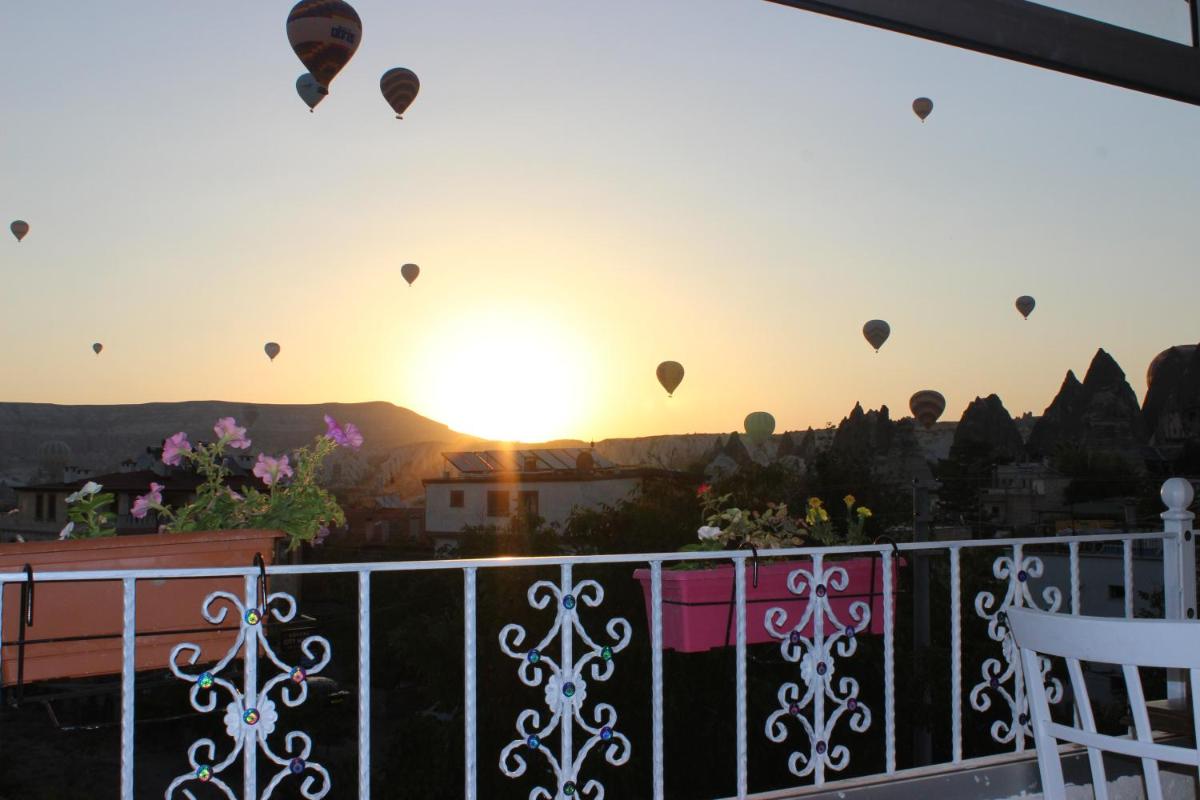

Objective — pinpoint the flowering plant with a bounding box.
[62,415,359,550]
[60,481,117,540]
[686,485,873,553]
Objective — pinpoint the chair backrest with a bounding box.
[1007,607,1200,800]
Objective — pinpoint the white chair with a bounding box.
[1008,607,1200,800]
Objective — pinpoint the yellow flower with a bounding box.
[857,507,873,519]
[843,494,855,507]
[808,497,822,509]
[819,509,829,522]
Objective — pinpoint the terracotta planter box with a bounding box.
[633,556,901,653]
[0,530,284,685]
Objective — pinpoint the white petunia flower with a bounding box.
[81,481,102,496]
[697,526,722,541]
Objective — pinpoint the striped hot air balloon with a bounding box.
[744,412,776,446]
[909,390,946,429]
[286,0,362,90]
[380,68,420,119]
[862,320,891,352]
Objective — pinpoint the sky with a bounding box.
[3,0,1200,442]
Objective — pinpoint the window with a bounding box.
[449,490,464,508]
[487,491,509,518]
[35,493,44,521]
[518,491,539,517]
[1108,584,1125,600]
[46,495,56,523]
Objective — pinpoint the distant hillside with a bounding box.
[0,400,468,483]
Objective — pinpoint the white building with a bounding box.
[423,448,667,546]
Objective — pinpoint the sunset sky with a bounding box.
[4,1,1199,442]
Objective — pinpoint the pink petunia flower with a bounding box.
[213,417,251,449]
[253,453,293,486]
[313,525,331,547]
[132,482,164,520]
[162,432,192,467]
[324,415,363,450]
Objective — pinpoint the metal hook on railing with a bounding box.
[873,535,901,561]
[738,542,760,588]
[253,552,269,621]
[20,564,34,627]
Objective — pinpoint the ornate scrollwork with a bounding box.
[499,571,632,799]
[164,589,332,799]
[970,548,1063,747]
[764,558,873,783]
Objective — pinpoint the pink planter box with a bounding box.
[633,557,901,653]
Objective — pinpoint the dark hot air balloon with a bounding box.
[909,390,946,429]
[92,342,103,356]
[744,412,776,446]
[401,263,420,286]
[380,68,420,118]
[1015,296,1036,320]
[286,0,362,89]
[10,221,29,242]
[264,342,281,362]
[656,361,684,397]
[912,97,933,122]
[862,320,891,352]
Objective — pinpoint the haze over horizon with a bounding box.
[4,1,1198,442]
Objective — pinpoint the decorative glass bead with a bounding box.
[816,740,827,755]
[290,666,306,684]
[1017,570,1028,583]
[600,726,614,741]
[245,608,262,625]
[563,682,576,698]
[847,698,858,712]
[789,631,802,645]
[527,735,541,749]
[600,646,613,661]
[198,672,214,690]
[1019,713,1029,725]
[563,781,577,796]
[196,765,213,782]
[527,649,541,664]
[243,708,260,726]
[815,584,827,598]
[789,702,801,716]
[816,661,827,676]
[845,626,856,639]
[990,677,1000,689]
[563,595,576,610]
[289,758,305,775]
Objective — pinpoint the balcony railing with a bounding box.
[0,478,1195,799]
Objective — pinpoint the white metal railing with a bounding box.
[0,478,1195,800]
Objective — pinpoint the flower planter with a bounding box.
[0,530,284,685]
[633,556,901,653]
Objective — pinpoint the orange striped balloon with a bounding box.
[909,390,946,429]
[286,0,362,89]
[380,68,420,119]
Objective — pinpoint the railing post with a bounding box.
[1160,478,1196,701]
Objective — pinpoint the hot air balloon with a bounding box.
[264,342,281,362]
[286,0,362,90]
[380,68,420,118]
[296,73,328,112]
[909,390,946,429]
[656,361,684,397]
[744,412,776,446]
[401,263,420,286]
[92,342,103,356]
[912,97,933,122]
[862,320,891,352]
[10,221,29,242]
[1015,296,1036,320]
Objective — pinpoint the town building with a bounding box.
[423,448,669,548]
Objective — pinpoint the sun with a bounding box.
[408,308,593,442]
